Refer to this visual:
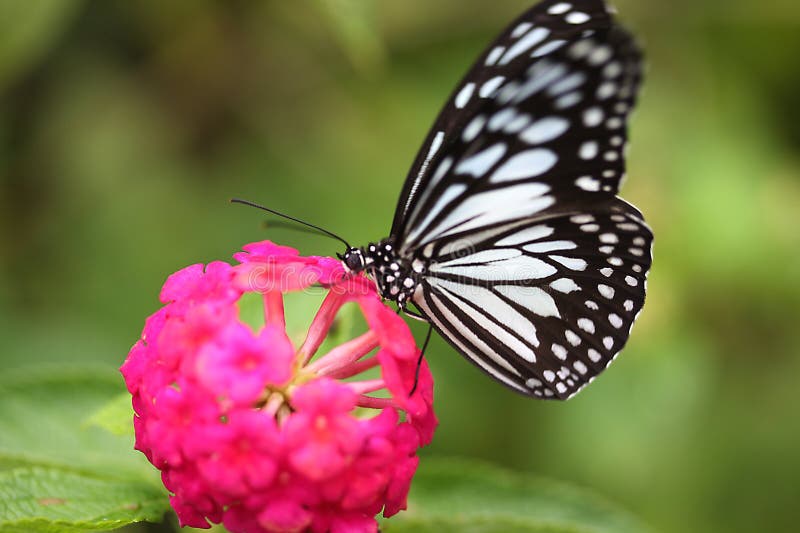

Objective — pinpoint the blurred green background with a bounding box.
[1,1,799,532]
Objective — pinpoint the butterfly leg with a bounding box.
[409,324,433,397]
[399,300,429,322]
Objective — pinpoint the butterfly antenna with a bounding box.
[261,219,332,237]
[231,198,351,248]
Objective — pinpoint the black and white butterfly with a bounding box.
[341,0,652,400]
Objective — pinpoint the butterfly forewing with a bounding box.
[393,0,643,252]
[392,1,617,236]
[412,199,652,399]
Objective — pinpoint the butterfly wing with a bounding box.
[412,198,652,399]
[392,0,643,250]
[391,1,650,398]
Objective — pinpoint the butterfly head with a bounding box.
[340,247,367,273]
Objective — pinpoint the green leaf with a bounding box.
[384,458,651,533]
[0,366,153,481]
[0,367,169,530]
[84,393,135,437]
[0,467,165,532]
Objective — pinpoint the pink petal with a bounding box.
[358,296,416,359]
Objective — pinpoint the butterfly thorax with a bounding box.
[342,239,422,306]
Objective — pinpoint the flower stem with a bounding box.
[263,392,285,417]
[356,396,398,410]
[307,331,378,375]
[263,291,285,329]
[298,291,347,365]
[348,379,385,395]
[325,354,380,380]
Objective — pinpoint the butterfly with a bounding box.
[339,0,652,400]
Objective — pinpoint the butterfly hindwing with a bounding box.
[412,198,652,399]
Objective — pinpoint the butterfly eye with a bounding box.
[343,250,365,272]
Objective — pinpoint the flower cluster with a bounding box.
[121,241,437,533]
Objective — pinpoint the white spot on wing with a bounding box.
[550,278,580,293]
[550,255,587,271]
[511,22,533,38]
[555,91,582,109]
[597,82,618,100]
[520,117,570,144]
[485,46,505,66]
[455,143,507,177]
[565,330,582,346]
[566,11,591,24]
[436,248,520,267]
[583,107,604,127]
[480,76,506,98]
[497,225,554,246]
[497,285,561,318]
[504,114,531,134]
[589,45,612,65]
[501,27,550,65]
[513,62,567,103]
[599,233,619,244]
[462,115,486,143]
[531,40,566,58]
[455,83,475,109]
[524,240,577,253]
[579,141,599,159]
[491,149,557,182]
[598,284,615,299]
[575,176,600,191]
[578,318,595,333]
[547,2,572,15]
[548,3,572,15]
[431,255,557,281]
[488,108,518,131]
[552,343,568,360]
[548,72,587,96]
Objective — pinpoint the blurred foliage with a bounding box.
[0,369,166,531]
[1,1,798,532]
[383,458,650,533]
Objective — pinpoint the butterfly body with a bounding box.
[340,0,652,400]
[344,240,422,308]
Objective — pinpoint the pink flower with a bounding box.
[121,241,437,533]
